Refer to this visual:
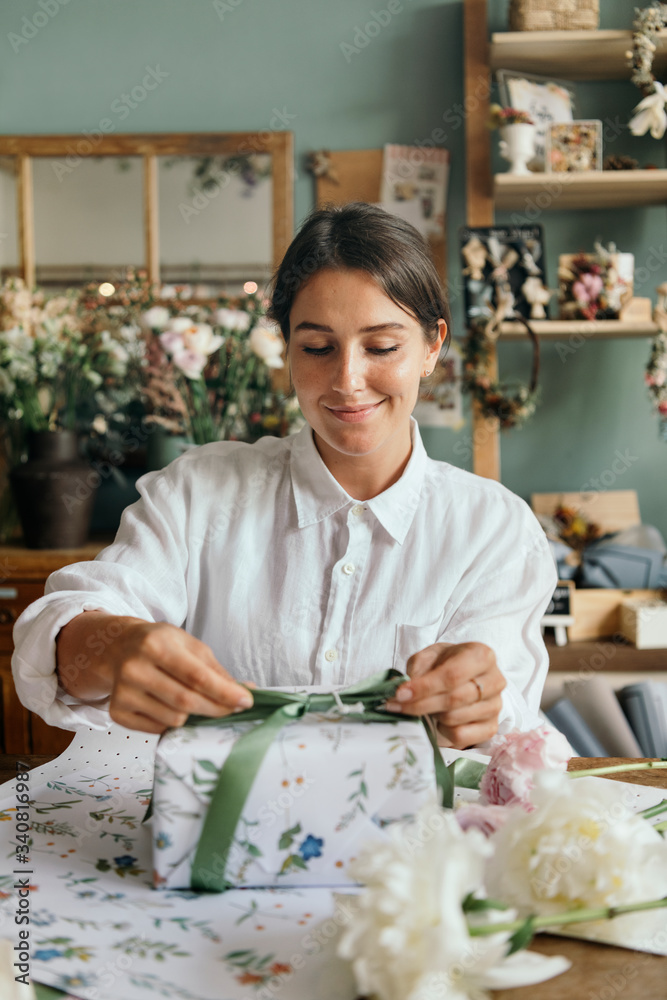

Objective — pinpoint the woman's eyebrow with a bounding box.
[292,321,407,333]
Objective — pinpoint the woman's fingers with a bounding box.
[435,716,500,750]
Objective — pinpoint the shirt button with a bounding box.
[342,562,356,575]
[351,504,365,516]
[324,648,338,662]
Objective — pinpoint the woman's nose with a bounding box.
[331,349,364,393]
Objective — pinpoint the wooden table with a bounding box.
[1,754,666,999]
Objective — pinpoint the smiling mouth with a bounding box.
[326,401,384,423]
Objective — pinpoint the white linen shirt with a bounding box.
[12,420,556,735]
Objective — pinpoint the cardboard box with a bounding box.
[619,599,667,649]
[532,490,663,640]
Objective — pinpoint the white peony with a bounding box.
[142,305,171,330]
[249,322,284,368]
[337,804,569,1000]
[215,307,252,332]
[629,81,667,140]
[487,770,667,946]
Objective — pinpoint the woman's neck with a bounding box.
[312,428,413,501]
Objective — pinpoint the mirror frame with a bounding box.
[0,131,294,288]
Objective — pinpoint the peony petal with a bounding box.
[479,949,571,989]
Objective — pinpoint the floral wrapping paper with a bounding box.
[0,748,360,1000]
[152,714,438,890]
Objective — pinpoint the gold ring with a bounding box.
[473,677,484,702]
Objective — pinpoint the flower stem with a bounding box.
[639,798,667,820]
[468,896,667,937]
[569,761,667,779]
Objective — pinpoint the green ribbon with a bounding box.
[180,669,450,892]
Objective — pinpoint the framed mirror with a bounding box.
[0,132,293,294]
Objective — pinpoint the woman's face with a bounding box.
[288,268,447,476]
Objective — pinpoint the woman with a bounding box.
[12,203,555,749]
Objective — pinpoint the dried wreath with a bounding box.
[462,315,540,430]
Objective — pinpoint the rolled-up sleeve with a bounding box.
[12,466,191,731]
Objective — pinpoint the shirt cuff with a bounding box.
[12,594,151,731]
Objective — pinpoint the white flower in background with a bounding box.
[1,326,33,354]
[337,804,569,1000]
[249,322,284,368]
[85,370,104,388]
[142,305,171,330]
[487,770,667,945]
[119,323,141,343]
[159,321,224,380]
[159,284,177,299]
[629,81,667,139]
[0,368,15,396]
[216,307,252,332]
[92,414,108,435]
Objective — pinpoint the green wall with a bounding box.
[1,0,666,536]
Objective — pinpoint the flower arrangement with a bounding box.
[487,104,535,128]
[336,727,667,1000]
[139,286,300,445]
[558,243,632,321]
[627,3,667,139]
[645,331,667,440]
[0,278,135,464]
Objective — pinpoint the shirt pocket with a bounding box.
[392,617,443,673]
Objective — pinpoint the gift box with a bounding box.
[150,677,443,891]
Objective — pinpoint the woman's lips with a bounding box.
[326,401,383,423]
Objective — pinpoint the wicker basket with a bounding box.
[509,0,599,31]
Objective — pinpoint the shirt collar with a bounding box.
[289,418,427,545]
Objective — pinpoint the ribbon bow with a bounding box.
[183,670,448,891]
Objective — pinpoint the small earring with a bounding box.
[422,369,431,376]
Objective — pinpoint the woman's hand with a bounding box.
[106,621,254,733]
[56,613,253,734]
[384,641,506,749]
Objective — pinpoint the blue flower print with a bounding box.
[298,835,323,860]
[113,854,137,868]
[34,948,63,961]
[155,831,172,850]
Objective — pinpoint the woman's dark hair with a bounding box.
[267,202,451,350]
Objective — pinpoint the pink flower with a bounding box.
[659,400,667,415]
[479,726,571,808]
[455,802,510,837]
[572,273,603,304]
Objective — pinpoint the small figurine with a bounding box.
[461,236,488,281]
[522,277,552,319]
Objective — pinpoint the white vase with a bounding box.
[498,123,536,176]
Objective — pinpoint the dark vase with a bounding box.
[9,430,98,549]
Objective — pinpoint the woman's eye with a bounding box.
[369,346,399,355]
[302,346,333,355]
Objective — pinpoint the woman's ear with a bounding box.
[426,319,448,368]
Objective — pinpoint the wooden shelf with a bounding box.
[491,28,667,81]
[498,319,659,340]
[546,637,667,672]
[494,169,667,211]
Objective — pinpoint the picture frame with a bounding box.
[459,224,548,327]
[545,120,603,172]
[496,69,577,170]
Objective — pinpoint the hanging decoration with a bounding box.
[627,3,667,139]
[462,315,540,430]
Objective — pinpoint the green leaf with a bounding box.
[506,916,536,955]
[462,893,508,913]
[348,769,363,776]
[196,759,220,773]
[360,781,368,798]
[406,748,417,766]
[246,843,262,858]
